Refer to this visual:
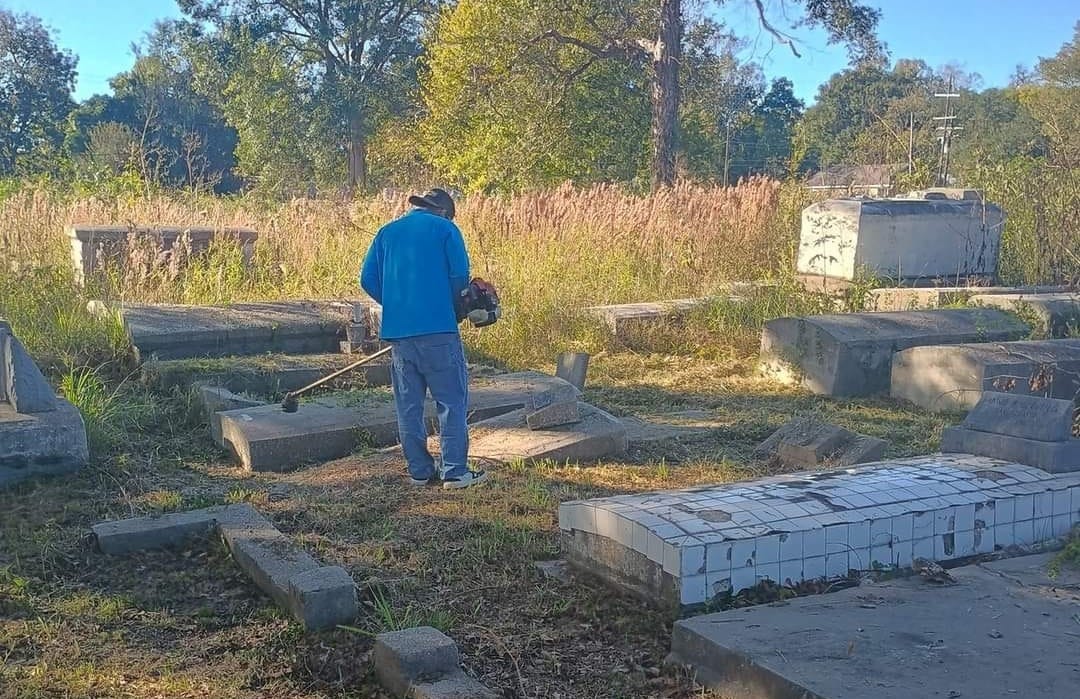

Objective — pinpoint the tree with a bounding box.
[1018,22,1080,168]
[179,0,442,192]
[527,0,881,190]
[0,10,77,175]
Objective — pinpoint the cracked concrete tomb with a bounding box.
[667,552,1080,699]
[373,626,497,699]
[465,402,627,466]
[216,372,585,471]
[796,196,1004,285]
[98,300,354,362]
[92,504,357,631]
[867,284,1071,312]
[970,292,1080,338]
[754,417,888,468]
[559,454,1080,616]
[0,320,89,488]
[891,338,1080,412]
[760,308,1029,397]
[940,392,1080,473]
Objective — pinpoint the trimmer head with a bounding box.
[281,393,299,413]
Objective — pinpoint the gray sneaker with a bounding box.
[409,475,439,487]
[441,469,489,490]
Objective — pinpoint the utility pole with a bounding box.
[908,112,914,175]
[933,79,963,186]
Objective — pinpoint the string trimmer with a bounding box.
[280,346,392,413]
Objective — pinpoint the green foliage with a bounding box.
[0,10,77,176]
[420,0,651,193]
[1017,22,1080,169]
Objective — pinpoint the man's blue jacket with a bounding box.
[359,208,470,341]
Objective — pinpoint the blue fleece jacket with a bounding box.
[359,208,470,340]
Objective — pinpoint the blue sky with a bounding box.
[4,0,1078,104]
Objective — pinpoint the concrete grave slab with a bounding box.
[93,504,357,631]
[217,372,581,471]
[142,352,391,394]
[867,284,1070,311]
[2,328,57,414]
[106,300,350,362]
[0,402,91,488]
[971,292,1080,338]
[668,553,1080,699]
[467,402,627,465]
[760,309,1029,397]
[373,626,497,699]
[890,338,1080,412]
[754,417,888,468]
[559,454,1080,615]
[585,298,718,339]
[797,197,1003,284]
[940,393,1080,473]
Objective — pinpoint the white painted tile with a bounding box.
[995,497,1016,526]
[912,537,935,561]
[803,556,826,581]
[870,544,895,570]
[1053,490,1072,517]
[706,571,732,598]
[681,544,706,577]
[973,502,996,529]
[680,575,707,605]
[594,507,619,538]
[825,551,849,579]
[1053,515,1074,538]
[935,532,957,559]
[1072,487,1080,519]
[558,504,573,531]
[1014,494,1036,520]
[756,561,781,584]
[730,566,756,595]
[954,504,976,533]
[779,531,803,562]
[615,515,636,548]
[802,527,826,559]
[756,534,782,565]
[779,559,803,586]
[870,518,893,548]
[889,513,914,542]
[646,532,665,563]
[912,511,935,539]
[955,529,976,557]
[706,542,733,576]
[663,541,682,575]
[848,521,871,550]
[1034,492,1054,520]
[934,508,957,535]
[974,525,995,554]
[632,522,650,554]
[1033,517,1055,543]
[1014,519,1036,546]
[732,540,757,569]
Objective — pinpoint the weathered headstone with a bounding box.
[890,339,1080,412]
[754,417,888,468]
[970,293,1080,338]
[524,379,582,430]
[760,309,1029,397]
[940,392,1080,472]
[555,352,590,390]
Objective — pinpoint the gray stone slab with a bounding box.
[668,554,1080,699]
[941,426,1080,472]
[468,402,627,465]
[761,309,1029,397]
[143,352,391,394]
[92,505,239,555]
[373,626,461,697]
[890,339,1080,412]
[286,565,358,632]
[960,392,1075,442]
[755,417,888,467]
[412,672,499,699]
[526,401,581,430]
[971,292,1080,338]
[217,372,578,471]
[585,298,718,339]
[555,352,590,390]
[113,301,348,362]
[867,285,1070,311]
[2,331,58,413]
[0,400,89,488]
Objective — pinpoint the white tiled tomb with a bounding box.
[559,455,1080,611]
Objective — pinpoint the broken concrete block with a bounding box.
[2,329,58,414]
[971,292,1080,338]
[373,626,460,697]
[526,401,581,430]
[91,505,237,555]
[469,402,627,465]
[286,565,358,632]
[890,339,1080,412]
[411,673,499,699]
[0,400,90,489]
[755,417,888,468]
[866,285,1070,312]
[760,309,1029,397]
[555,352,590,390]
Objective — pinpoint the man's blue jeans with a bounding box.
[388,332,469,480]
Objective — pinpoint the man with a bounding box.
[360,188,488,490]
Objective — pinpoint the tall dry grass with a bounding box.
[0,177,812,369]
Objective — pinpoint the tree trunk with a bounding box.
[651,0,682,190]
[347,113,367,194]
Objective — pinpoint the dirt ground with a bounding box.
[0,353,952,698]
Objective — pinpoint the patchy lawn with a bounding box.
[0,353,950,698]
